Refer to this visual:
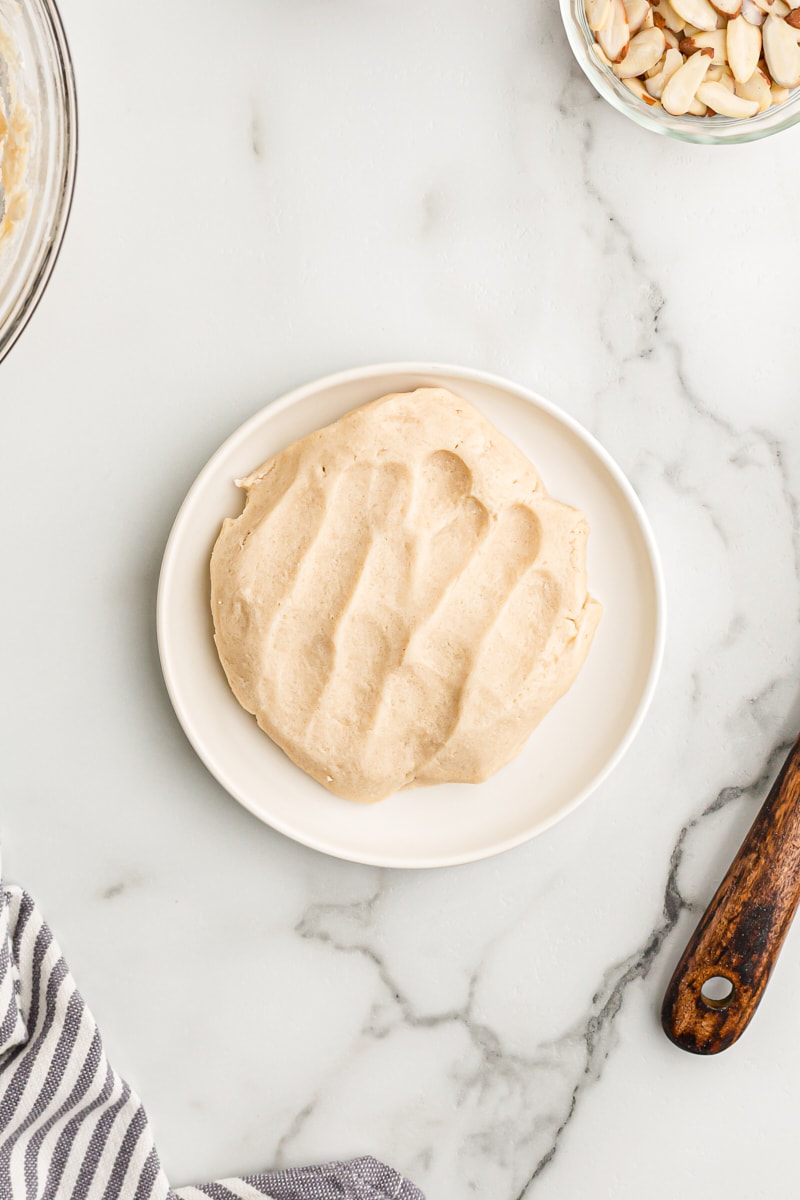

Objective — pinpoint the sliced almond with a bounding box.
[752,0,790,14]
[786,6,800,23]
[670,0,719,29]
[734,63,774,103]
[679,29,728,58]
[710,0,743,13]
[642,7,657,25]
[719,65,738,85]
[598,0,632,60]
[727,13,763,78]
[741,0,766,23]
[624,0,652,33]
[683,21,705,31]
[644,45,684,92]
[664,26,682,44]
[770,80,791,97]
[696,77,762,107]
[663,44,688,67]
[615,26,668,72]
[644,72,667,95]
[623,75,662,100]
[763,10,800,81]
[593,41,614,64]
[662,43,713,108]
[646,49,669,73]
[688,94,709,110]
[654,0,688,28]
[588,0,614,30]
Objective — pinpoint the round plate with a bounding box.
[157,363,665,868]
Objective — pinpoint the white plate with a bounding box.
[157,363,665,869]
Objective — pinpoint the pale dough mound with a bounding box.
[211,388,602,803]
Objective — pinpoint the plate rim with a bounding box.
[157,361,667,868]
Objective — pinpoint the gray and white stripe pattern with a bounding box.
[0,861,423,1200]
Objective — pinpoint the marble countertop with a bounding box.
[3,1,800,1196]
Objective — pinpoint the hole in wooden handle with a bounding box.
[700,975,735,1010]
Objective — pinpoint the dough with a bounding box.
[0,15,30,248]
[211,387,602,802]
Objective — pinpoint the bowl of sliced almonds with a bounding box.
[561,0,800,141]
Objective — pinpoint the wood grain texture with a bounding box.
[662,735,800,1054]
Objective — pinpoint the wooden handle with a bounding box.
[662,735,800,1054]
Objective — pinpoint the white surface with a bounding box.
[2,2,800,1198]
[158,362,663,868]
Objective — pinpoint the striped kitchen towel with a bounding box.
[0,862,424,1200]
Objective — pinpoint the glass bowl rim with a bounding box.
[0,0,78,364]
[560,0,800,144]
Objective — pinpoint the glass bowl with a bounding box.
[0,0,77,363]
[560,0,800,143]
